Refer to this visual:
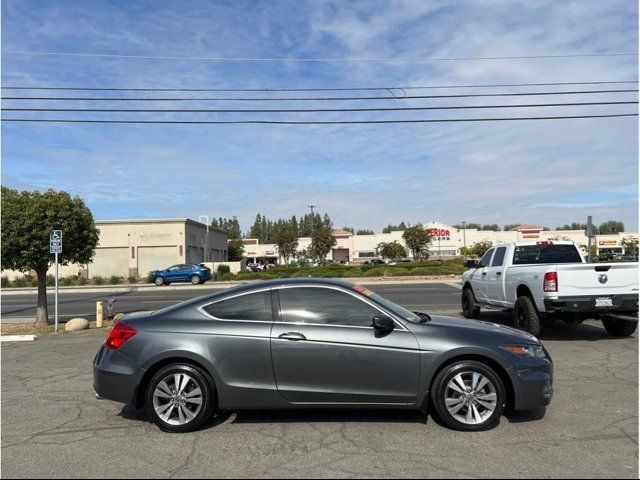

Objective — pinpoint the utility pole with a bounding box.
[461,221,467,257]
[199,215,210,263]
[586,215,594,263]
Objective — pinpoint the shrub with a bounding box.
[217,265,231,275]
[128,275,138,284]
[93,276,105,285]
[78,276,88,285]
[60,277,76,286]
[109,275,121,285]
[26,275,38,287]
[221,272,236,281]
[1,276,10,288]
[12,276,27,287]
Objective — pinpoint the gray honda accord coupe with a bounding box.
[93,278,553,432]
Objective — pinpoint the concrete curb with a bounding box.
[3,276,463,295]
[1,335,37,342]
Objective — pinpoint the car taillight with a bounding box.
[104,323,137,350]
[543,272,558,292]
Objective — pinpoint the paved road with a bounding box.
[1,283,638,478]
[1,282,463,323]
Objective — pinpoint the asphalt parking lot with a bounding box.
[1,282,638,478]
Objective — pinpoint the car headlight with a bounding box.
[500,344,547,358]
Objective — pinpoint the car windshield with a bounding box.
[352,285,422,323]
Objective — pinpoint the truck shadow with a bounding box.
[473,311,636,342]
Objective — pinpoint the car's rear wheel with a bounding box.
[602,317,638,337]
[461,287,481,319]
[154,276,165,286]
[514,295,543,337]
[145,364,215,433]
[190,274,201,285]
[431,360,505,431]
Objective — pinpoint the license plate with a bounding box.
[595,297,613,307]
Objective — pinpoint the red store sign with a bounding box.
[428,228,450,237]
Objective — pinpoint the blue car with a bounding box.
[149,264,212,286]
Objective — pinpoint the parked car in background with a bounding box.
[461,241,639,337]
[387,259,412,266]
[364,258,386,265]
[149,264,211,286]
[94,278,553,434]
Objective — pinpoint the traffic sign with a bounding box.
[50,230,62,254]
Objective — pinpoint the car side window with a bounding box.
[479,249,494,267]
[278,287,380,327]
[202,291,272,322]
[491,247,507,267]
[180,265,193,270]
[167,265,179,271]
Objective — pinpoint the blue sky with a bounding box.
[2,0,638,232]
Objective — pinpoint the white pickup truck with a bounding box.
[461,241,639,337]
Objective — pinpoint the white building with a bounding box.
[242,221,638,264]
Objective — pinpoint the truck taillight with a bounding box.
[543,272,558,292]
[104,323,137,350]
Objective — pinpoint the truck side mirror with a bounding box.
[464,260,479,269]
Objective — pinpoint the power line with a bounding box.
[3,113,637,125]
[3,89,636,102]
[2,50,637,62]
[4,101,636,114]
[1,80,637,92]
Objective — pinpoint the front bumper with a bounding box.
[508,354,554,411]
[544,294,638,314]
[93,347,144,405]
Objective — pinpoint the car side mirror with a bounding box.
[464,260,479,269]
[372,314,395,332]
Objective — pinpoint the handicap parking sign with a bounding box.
[50,230,62,254]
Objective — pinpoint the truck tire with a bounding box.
[462,287,481,319]
[602,317,638,337]
[513,295,543,337]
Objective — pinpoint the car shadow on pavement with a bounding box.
[475,311,635,342]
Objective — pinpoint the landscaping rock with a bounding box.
[65,318,89,332]
[113,313,125,324]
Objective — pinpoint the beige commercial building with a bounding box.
[242,221,638,264]
[3,218,228,280]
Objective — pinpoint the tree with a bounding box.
[342,226,354,233]
[598,220,625,234]
[227,239,245,261]
[503,224,521,231]
[481,224,500,231]
[274,228,299,264]
[1,187,99,327]
[211,216,241,240]
[377,241,407,260]
[402,226,432,261]
[356,229,375,235]
[310,227,337,262]
[382,222,407,233]
[469,240,493,258]
[621,237,639,255]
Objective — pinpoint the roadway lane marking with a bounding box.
[1,335,37,342]
[445,282,462,289]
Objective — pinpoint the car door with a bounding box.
[270,285,421,404]
[470,248,495,302]
[486,246,507,304]
[179,264,195,281]
[164,265,181,281]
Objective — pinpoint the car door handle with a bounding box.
[496,272,502,276]
[278,332,306,341]
[481,272,487,276]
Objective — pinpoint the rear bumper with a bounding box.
[508,355,554,411]
[544,294,638,314]
[93,347,144,405]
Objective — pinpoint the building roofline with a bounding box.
[95,218,227,234]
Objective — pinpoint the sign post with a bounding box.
[50,230,62,333]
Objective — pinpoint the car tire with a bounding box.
[190,274,201,285]
[513,295,543,337]
[461,287,481,319]
[145,364,215,433]
[602,317,638,337]
[431,360,506,432]
[154,276,165,286]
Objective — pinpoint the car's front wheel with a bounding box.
[431,360,506,431]
[145,364,215,433]
[154,276,165,286]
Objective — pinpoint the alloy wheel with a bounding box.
[152,373,203,426]
[444,371,497,425]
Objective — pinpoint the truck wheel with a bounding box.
[462,287,481,319]
[602,317,638,337]
[514,296,543,337]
